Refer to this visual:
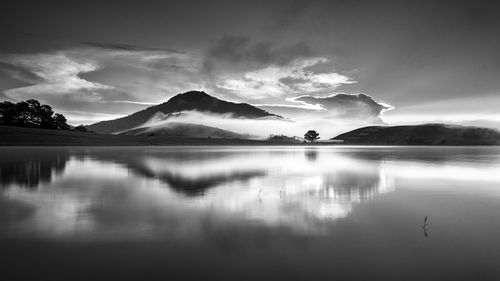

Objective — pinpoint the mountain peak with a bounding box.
[167,91,214,106]
[171,90,211,100]
[87,90,281,134]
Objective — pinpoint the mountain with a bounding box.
[119,122,244,139]
[87,91,280,134]
[332,124,500,145]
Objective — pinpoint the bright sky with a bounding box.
[1,0,499,131]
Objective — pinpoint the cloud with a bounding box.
[0,62,42,86]
[216,57,355,99]
[256,93,394,135]
[0,46,200,124]
[0,38,388,131]
[205,35,312,68]
[294,93,393,119]
[135,105,390,139]
[82,42,186,54]
[1,52,111,100]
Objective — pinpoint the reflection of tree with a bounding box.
[0,149,70,188]
[305,149,318,162]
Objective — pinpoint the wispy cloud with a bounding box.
[0,46,200,124]
[1,52,110,99]
[217,57,355,99]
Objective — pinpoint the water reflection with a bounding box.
[0,149,69,188]
[0,146,499,239]
[304,148,318,162]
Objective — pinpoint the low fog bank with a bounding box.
[136,110,387,139]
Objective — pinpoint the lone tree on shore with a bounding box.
[304,130,320,143]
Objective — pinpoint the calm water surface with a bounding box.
[1,146,500,281]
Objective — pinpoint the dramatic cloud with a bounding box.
[0,46,200,124]
[295,93,393,120]
[1,52,110,98]
[217,57,355,99]
[1,1,499,128]
[0,39,364,127]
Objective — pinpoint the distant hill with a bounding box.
[119,122,244,139]
[87,91,280,134]
[332,124,500,145]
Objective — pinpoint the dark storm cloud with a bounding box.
[203,35,313,73]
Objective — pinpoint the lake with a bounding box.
[1,146,500,281]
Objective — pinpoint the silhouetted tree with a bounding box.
[73,125,88,132]
[0,101,16,125]
[0,99,70,130]
[39,104,55,129]
[267,134,303,143]
[304,130,320,143]
[53,113,70,130]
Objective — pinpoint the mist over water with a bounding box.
[1,146,500,280]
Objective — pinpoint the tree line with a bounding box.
[0,99,72,130]
[267,130,321,143]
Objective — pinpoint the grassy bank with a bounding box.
[0,126,277,146]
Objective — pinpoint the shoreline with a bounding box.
[0,125,337,146]
[2,126,499,147]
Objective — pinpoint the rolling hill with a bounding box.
[332,124,500,145]
[119,122,244,139]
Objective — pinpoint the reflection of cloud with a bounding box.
[21,146,500,238]
[8,146,500,238]
[0,147,398,237]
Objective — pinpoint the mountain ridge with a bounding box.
[87,91,280,134]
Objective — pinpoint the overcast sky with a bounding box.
[1,0,500,130]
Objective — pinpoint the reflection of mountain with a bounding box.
[0,147,402,238]
[71,149,267,196]
[155,171,266,196]
[2,147,498,239]
[0,148,70,188]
